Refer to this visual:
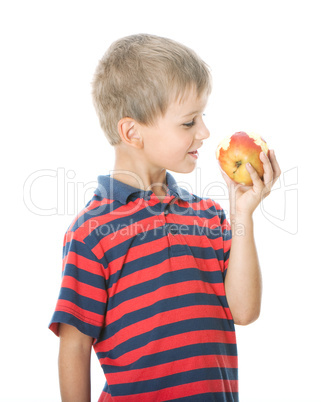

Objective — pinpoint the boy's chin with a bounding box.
[170,165,197,174]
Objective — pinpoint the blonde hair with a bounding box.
[92,34,212,146]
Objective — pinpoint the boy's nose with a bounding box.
[196,121,210,140]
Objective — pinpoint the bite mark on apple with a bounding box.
[247,132,269,155]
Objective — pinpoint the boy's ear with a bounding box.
[117,118,143,149]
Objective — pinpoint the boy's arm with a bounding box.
[223,150,281,325]
[224,214,261,325]
[58,323,93,402]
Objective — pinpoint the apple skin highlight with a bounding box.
[216,131,269,186]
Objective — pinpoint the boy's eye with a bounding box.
[183,120,196,128]
[183,114,205,128]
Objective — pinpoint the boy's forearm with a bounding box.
[58,324,92,402]
[59,345,91,402]
[224,213,262,325]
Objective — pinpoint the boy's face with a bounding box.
[138,88,210,174]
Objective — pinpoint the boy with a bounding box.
[49,34,280,401]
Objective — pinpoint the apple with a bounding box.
[216,131,269,186]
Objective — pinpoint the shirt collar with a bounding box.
[95,171,195,204]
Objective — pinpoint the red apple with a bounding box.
[216,131,269,186]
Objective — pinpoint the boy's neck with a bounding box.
[111,144,168,201]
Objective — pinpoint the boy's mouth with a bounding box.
[188,150,199,159]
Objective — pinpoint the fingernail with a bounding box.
[247,163,251,167]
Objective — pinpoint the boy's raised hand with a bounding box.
[222,150,281,218]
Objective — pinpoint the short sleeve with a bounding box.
[49,231,107,341]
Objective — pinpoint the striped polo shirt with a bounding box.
[49,171,238,401]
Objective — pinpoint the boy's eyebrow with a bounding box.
[182,110,201,118]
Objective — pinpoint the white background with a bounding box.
[1,1,320,401]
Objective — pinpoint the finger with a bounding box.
[246,162,264,194]
[220,168,252,197]
[220,168,233,186]
[220,169,239,198]
[269,149,282,185]
[260,151,274,189]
